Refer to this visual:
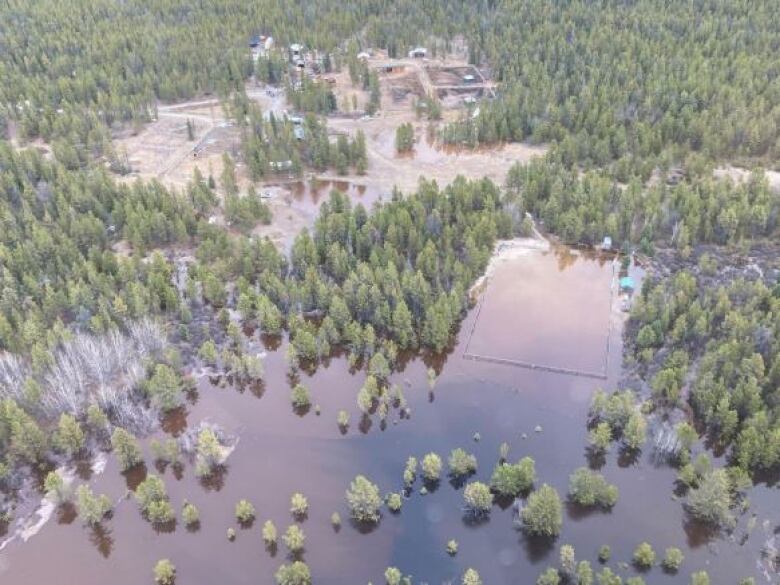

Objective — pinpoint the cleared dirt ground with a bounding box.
[112,53,545,250]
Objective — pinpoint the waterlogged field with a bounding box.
[0,246,773,585]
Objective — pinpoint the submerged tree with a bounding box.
[76,484,112,525]
[346,474,382,523]
[521,484,562,537]
[421,452,443,482]
[490,457,535,497]
[154,559,176,585]
[275,561,311,585]
[111,428,143,471]
[463,481,493,517]
[282,524,306,553]
[448,448,478,478]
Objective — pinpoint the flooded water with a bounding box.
[271,179,386,215]
[0,245,775,585]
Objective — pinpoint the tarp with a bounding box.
[620,276,635,290]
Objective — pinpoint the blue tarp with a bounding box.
[620,276,635,290]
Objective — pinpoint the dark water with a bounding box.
[1,248,775,585]
[284,179,386,214]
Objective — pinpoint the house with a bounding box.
[293,126,305,141]
[408,47,427,58]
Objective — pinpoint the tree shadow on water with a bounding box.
[519,532,557,564]
[153,518,177,535]
[199,465,228,492]
[123,463,147,491]
[358,414,373,435]
[565,500,611,522]
[349,517,380,535]
[683,515,721,549]
[617,446,641,468]
[461,512,491,529]
[88,524,114,558]
[585,446,607,470]
[57,502,77,525]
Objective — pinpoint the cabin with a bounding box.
[408,47,427,58]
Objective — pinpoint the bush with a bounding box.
[462,568,482,585]
[76,484,112,525]
[395,123,414,153]
[421,452,443,482]
[633,542,656,568]
[291,384,311,409]
[346,475,382,523]
[275,561,311,585]
[536,567,561,585]
[182,501,200,526]
[283,524,305,553]
[490,457,535,496]
[463,481,493,516]
[568,467,618,508]
[235,499,256,523]
[135,475,173,523]
[262,520,278,545]
[154,559,176,585]
[663,547,684,571]
[290,493,308,517]
[448,448,478,478]
[386,492,402,512]
[385,567,402,585]
[111,427,142,471]
[521,484,562,536]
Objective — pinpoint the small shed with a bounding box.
[408,47,427,58]
[357,51,371,60]
[463,74,476,83]
[601,236,612,251]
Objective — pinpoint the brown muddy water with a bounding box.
[279,179,386,215]
[1,245,776,585]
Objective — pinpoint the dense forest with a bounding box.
[0,2,779,582]
[503,159,779,250]
[4,1,780,171]
[441,0,780,171]
[628,254,780,480]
